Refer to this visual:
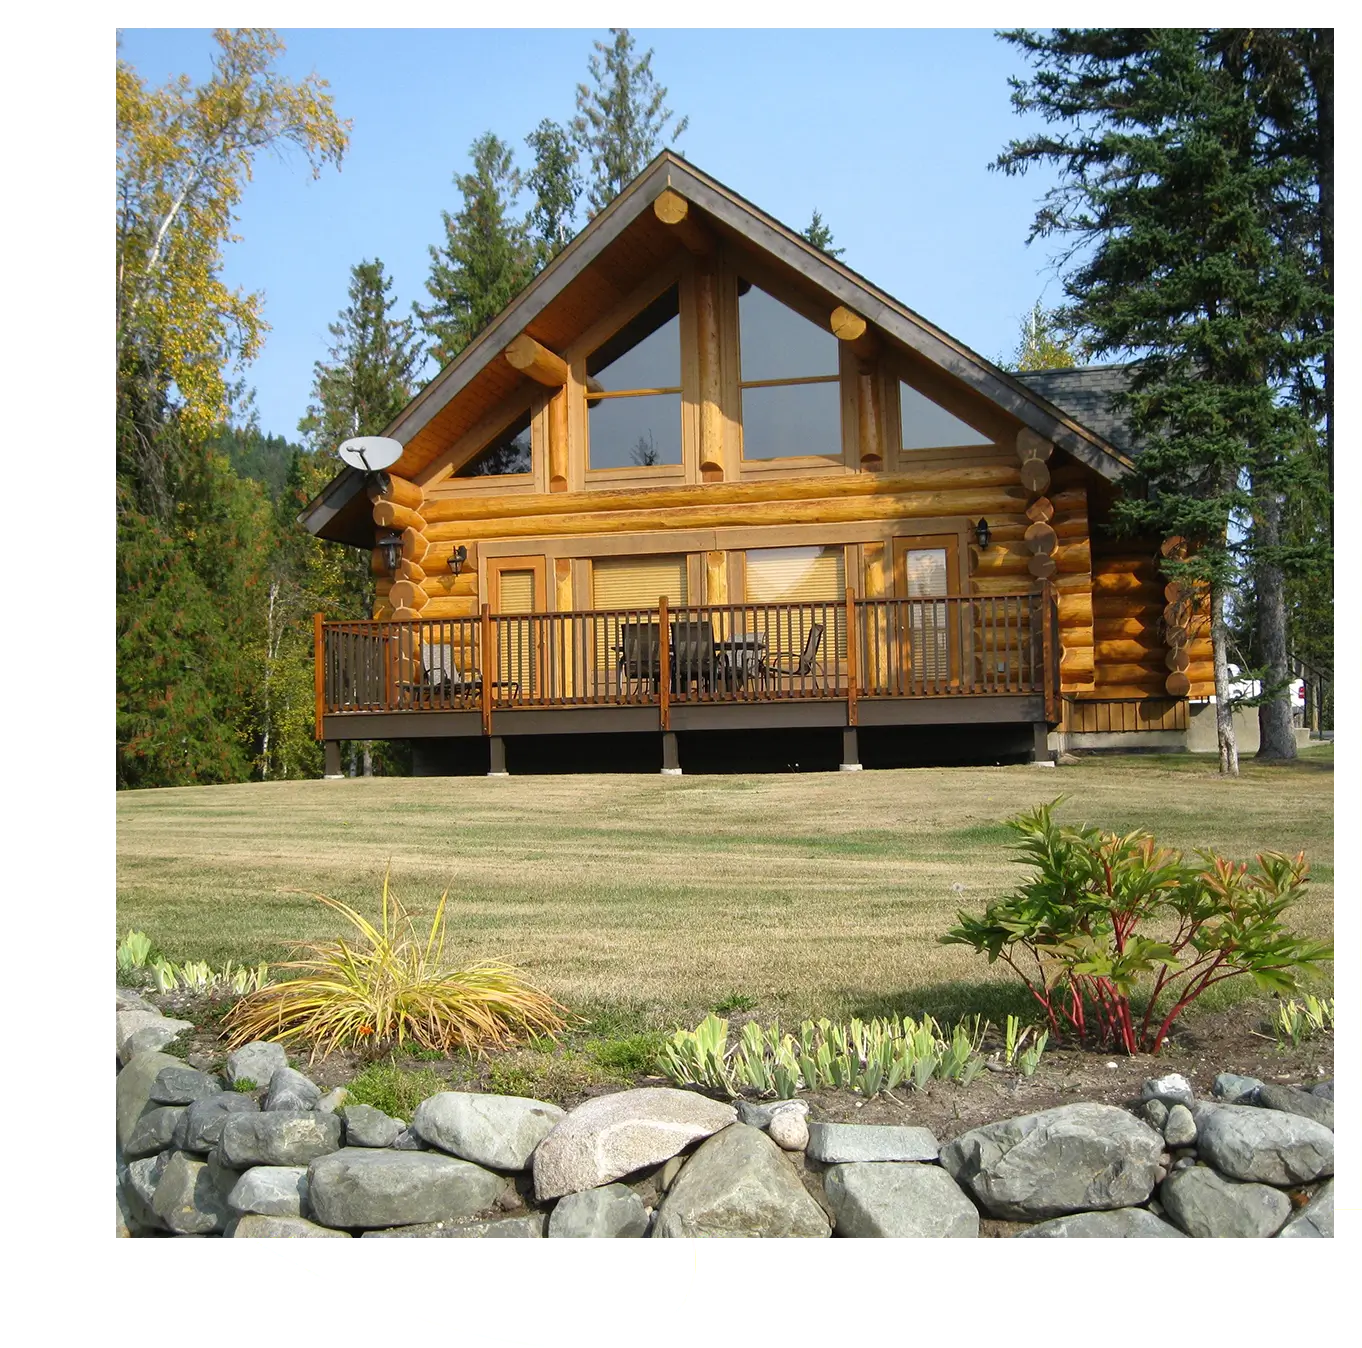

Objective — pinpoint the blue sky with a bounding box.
[118,27,1070,443]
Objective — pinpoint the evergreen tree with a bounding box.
[415,133,535,368]
[1012,300,1077,371]
[525,119,583,264]
[801,209,845,259]
[573,29,688,215]
[995,29,1324,776]
[299,259,424,453]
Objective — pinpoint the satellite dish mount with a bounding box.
[337,436,403,474]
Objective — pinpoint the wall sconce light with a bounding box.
[974,518,992,551]
[449,544,468,577]
[377,530,403,574]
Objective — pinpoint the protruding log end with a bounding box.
[1020,460,1051,496]
[1016,427,1054,463]
[1165,671,1192,698]
[504,333,569,387]
[653,188,690,225]
[831,305,868,342]
[1024,521,1058,556]
[1165,648,1191,673]
[1028,553,1058,579]
[1025,496,1055,524]
[653,189,713,254]
[1160,535,1188,559]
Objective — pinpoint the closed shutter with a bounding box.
[745,547,845,602]
[499,569,536,613]
[496,569,537,691]
[591,555,688,609]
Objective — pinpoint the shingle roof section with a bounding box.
[1017,365,1141,457]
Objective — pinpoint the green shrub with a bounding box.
[232,1078,259,1092]
[942,799,1332,1055]
[584,1033,667,1077]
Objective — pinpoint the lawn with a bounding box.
[116,746,1333,1027]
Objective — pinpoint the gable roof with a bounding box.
[302,151,1136,544]
[1016,364,1141,458]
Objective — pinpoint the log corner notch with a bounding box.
[653,189,714,256]
[371,473,431,617]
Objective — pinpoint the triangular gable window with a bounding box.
[454,407,532,477]
[899,382,990,451]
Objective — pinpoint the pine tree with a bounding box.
[415,133,535,368]
[299,259,424,453]
[1012,301,1077,371]
[573,29,688,215]
[995,28,1323,776]
[525,119,583,264]
[801,210,845,259]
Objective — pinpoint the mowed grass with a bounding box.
[116,746,1333,1025]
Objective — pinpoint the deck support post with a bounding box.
[1030,721,1054,766]
[839,727,862,771]
[323,741,343,779]
[488,736,509,777]
[661,731,682,776]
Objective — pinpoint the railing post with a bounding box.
[480,603,493,737]
[1041,578,1057,723]
[313,612,325,740]
[845,586,858,726]
[658,594,671,732]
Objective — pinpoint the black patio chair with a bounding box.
[759,622,825,694]
[616,621,661,695]
[670,619,718,696]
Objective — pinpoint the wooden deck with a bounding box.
[315,588,1059,747]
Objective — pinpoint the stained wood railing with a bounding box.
[316,587,1059,724]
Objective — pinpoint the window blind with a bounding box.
[498,570,536,613]
[591,555,689,609]
[903,548,950,681]
[745,547,845,603]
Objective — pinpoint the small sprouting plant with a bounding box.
[584,1033,667,1078]
[943,799,1332,1055]
[232,1078,259,1093]
[117,930,155,977]
[1017,1029,1049,1077]
[1272,995,1333,1050]
[712,992,757,1015]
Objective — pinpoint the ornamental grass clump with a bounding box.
[222,873,566,1061]
[942,799,1332,1056]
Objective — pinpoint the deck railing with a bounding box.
[316,587,1058,728]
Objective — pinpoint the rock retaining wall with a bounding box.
[116,991,1334,1239]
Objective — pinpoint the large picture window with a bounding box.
[899,381,990,451]
[738,282,841,460]
[454,408,532,477]
[586,285,682,470]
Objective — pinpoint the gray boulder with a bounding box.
[264,1067,322,1113]
[342,1104,405,1148]
[151,1151,233,1234]
[1255,1083,1333,1131]
[1163,1104,1197,1148]
[117,987,158,1013]
[123,1152,172,1231]
[768,1110,809,1152]
[227,1166,310,1218]
[124,1105,187,1159]
[224,1041,289,1088]
[1277,1180,1334,1239]
[1311,1080,1333,1101]
[116,1050,184,1150]
[390,1126,431,1151]
[361,1213,547,1238]
[1140,1073,1194,1108]
[120,1020,194,1063]
[735,1099,810,1129]
[228,1214,350,1238]
[149,1064,222,1106]
[413,1092,564,1171]
[219,1111,343,1168]
[653,1123,830,1238]
[1143,1100,1168,1130]
[1017,1208,1186,1238]
[174,1092,260,1153]
[534,1088,736,1201]
[824,1162,978,1238]
[116,1006,182,1062]
[807,1122,940,1164]
[1160,1166,1291,1238]
[548,1183,649,1238]
[1213,1072,1263,1104]
[940,1103,1163,1221]
[1196,1104,1332,1185]
[307,1148,509,1230]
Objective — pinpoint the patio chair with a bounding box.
[616,621,661,695]
[670,619,718,696]
[397,642,482,707]
[759,622,825,693]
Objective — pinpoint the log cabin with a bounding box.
[301,152,1213,775]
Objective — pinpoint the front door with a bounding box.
[891,535,960,692]
[488,556,547,701]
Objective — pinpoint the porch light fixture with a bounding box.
[449,544,468,577]
[974,518,992,551]
[377,530,403,574]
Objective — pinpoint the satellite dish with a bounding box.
[337,436,403,472]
